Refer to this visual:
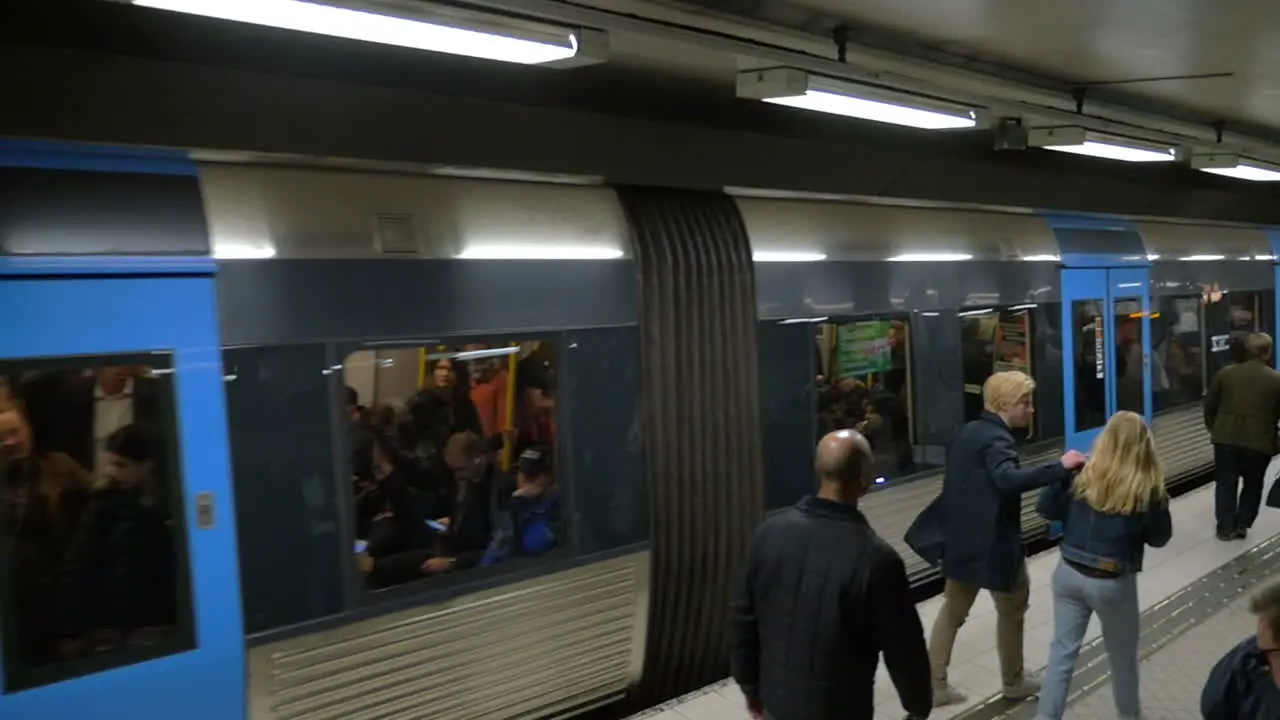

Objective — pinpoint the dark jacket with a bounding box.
[1201,636,1280,719]
[61,487,177,637]
[940,412,1068,592]
[1036,477,1172,576]
[1204,359,1280,456]
[729,496,931,720]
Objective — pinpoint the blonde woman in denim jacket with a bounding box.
[1034,411,1173,720]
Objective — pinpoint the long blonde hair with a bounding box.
[1073,411,1165,514]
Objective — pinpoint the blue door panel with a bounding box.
[1060,267,1153,454]
[0,276,244,720]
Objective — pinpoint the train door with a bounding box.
[0,265,244,719]
[1061,267,1153,453]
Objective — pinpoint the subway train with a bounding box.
[0,140,1276,720]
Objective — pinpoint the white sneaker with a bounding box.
[932,683,968,707]
[1002,669,1043,700]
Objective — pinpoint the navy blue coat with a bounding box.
[938,412,1068,592]
[1202,636,1280,719]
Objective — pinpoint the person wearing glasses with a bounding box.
[1202,581,1280,718]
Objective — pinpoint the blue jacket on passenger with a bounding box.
[938,411,1068,592]
[1201,636,1280,719]
[1036,477,1172,575]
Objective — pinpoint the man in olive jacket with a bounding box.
[1204,332,1280,541]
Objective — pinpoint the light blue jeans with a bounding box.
[1036,560,1142,720]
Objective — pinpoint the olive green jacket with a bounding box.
[1204,359,1280,456]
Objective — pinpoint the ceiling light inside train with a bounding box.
[1192,153,1280,182]
[131,0,605,66]
[213,243,277,259]
[1028,127,1177,163]
[888,252,974,262]
[736,69,979,131]
[752,251,828,262]
[457,244,624,260]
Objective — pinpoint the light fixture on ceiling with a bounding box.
[1021,254,1061,262]
[1180,254,1226,261]
[753,251,828,262]
[888,252,974,262]
[131,0,608,67]
[1028,127,1177,163]
[457,244,624,260]
[736,68,980,131]
[1192,153,1280,182]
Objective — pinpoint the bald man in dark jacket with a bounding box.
[730,430,931,720]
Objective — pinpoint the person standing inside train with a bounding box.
[1203,332,1280,541]
[926,371,1087,707]
[1033,411,1171,720]
[729,429,932,720]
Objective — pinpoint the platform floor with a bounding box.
[632,477,1280,720]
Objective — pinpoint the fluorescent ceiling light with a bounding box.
[213,243,276,259]
[958,308,994,317]
[777,316,829,324]
[753,251,828,262]
[458,244,623,260]
[132,0,603,66]
[1180,254,1225,261]
[888,252,974,262]
[1008,304,1037,310]
[737,68,979,131]
[1021,254,1060,262]
[1192,153,1280,182]
[1255,255,1276,261]
[1028,127,1176,163]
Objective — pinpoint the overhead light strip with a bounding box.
[1028,127,1176,163]
[737,68,979,131]
[131,0,604,66]
[753,251,828,262]
[1192,153,1280,182]
[458,245,623,260]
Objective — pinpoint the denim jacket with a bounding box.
[1036,477,1172,575]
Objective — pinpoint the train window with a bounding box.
[1152,295,1205,413]
[958,303,1064,441]
[0,357,195,691]
[1072,300,1107,432]
[341,341,563,592]
[1206,289,1273,381]
[1114,297,1146,414]
[815,316,927,483]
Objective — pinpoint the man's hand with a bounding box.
[422,557,456,574]
[1060,449,1087,471]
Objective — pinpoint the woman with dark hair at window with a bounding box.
[0,397,92,666]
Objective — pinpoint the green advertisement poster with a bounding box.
[837,321,893,377]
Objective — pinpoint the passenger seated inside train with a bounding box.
[815,319,923,481]
[482,445,562,567]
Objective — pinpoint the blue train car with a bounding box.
[2,140,1278,718]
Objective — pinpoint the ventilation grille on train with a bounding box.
[250,552,647,720]
[373,213,420,255]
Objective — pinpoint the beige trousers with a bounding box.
[927,561,1031,689]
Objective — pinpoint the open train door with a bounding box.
[0,142,244,720]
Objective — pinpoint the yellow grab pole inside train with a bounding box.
[502,342,520,472]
